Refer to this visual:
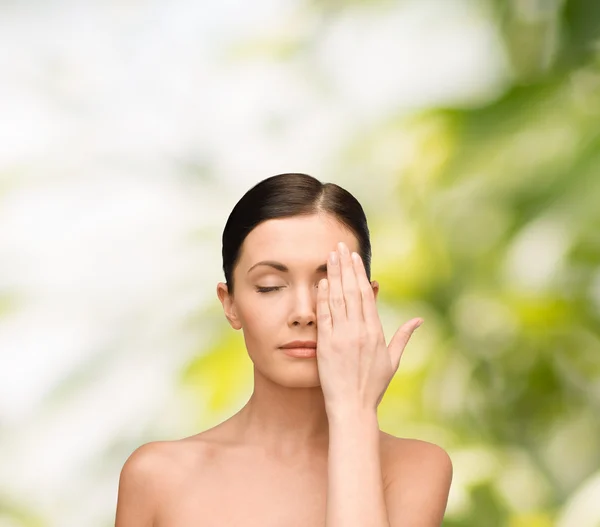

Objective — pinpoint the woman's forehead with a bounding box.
[241,215,359,259]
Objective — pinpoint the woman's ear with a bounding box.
[217,282,242,330]
[370,280,380,301]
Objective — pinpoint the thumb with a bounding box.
[388,318,423,371]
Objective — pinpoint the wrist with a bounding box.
[325,403,379,427]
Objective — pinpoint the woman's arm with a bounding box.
[325,409,391,527]
[325,408,453,527]
[115,443,161,527]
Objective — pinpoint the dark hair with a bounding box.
[222,173,372,295]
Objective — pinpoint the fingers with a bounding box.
[327,242,363,326]
[351,251,379,329]
[338,242,362,324]
[326,246,345,325]
[396,318,422,346]
[389,318,423,370]
[316,278,332,334]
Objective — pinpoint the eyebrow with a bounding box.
[247,260,328,274]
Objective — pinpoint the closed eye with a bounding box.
[255,282,322,294]
[256,286,284,293]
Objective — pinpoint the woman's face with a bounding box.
[217,213,379,387]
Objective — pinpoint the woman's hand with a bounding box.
[316,241,422,416]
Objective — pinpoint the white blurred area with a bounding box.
[0,1,511,526]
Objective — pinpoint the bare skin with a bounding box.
[117,421,445,527]
[115,214,452,527]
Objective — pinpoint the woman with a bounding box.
[115,173,453,527]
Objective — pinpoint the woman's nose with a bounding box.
[290,288,317,326]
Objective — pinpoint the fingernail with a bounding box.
[415,319,424,329]
[338,242,348,255]
[329,251,338,265]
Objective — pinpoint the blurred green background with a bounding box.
[1,0,599,526]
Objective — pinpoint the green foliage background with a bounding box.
[182,1,600,525]
[1,0,599,526]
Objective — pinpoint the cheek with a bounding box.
[239,302,284,363]
[239,298,283,338]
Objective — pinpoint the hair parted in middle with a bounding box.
[221,173,372,295]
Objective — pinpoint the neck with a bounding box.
[230,368,331,458]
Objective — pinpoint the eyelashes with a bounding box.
[256,286,283,293]
[255,284,321,294]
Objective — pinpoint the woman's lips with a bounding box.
[281,347,317,358]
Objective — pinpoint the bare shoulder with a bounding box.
[123,440,181,469]
[122,436,216,484]
[115,438,210,527]
[384,433,452,474]
[383,433,453,486]
[381,433,453,526]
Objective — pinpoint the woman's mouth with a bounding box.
[279,340,317,358]
[281,347,317,358]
